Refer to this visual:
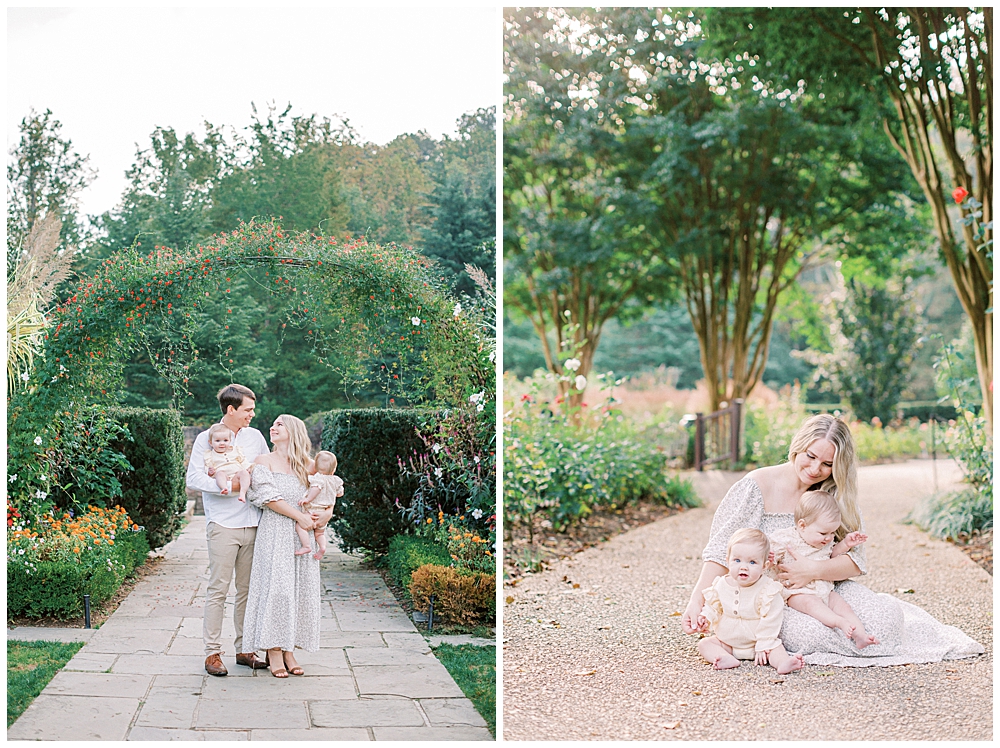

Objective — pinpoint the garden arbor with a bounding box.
[7,220,491,522]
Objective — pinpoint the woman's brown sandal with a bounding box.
[265,652,289,678]
[284,653,304,676]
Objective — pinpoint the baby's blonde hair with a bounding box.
[795,490,841,527]
[208,423,234,442]
[314,450,338,475]
[726,528,770,564]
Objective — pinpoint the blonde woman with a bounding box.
[682,414,984,666]
[242,414,331,677]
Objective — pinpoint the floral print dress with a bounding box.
[702,475,984,667]
[242,466,321,653]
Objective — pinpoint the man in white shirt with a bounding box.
[186,384,270,676]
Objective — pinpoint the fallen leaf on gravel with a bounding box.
[896,588,915,594]
[575,669,597,676]
[817,671,834,677]
[662,721,681,729]
[669,611,682,616]
[770,678,785,684]
[505,596,515,604]
[573,583,580,588]
[945,668,958,672]
[678,702,688,706]
[946,675,961,681]
[758,723,767,728]
[597,625,611,630]
[691,691,702,695]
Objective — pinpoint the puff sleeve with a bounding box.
[699,579,724,633]
[702,476,765,567]
[246,465,282,509]
[754,577,786,652]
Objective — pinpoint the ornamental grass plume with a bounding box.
[7,212,74,390]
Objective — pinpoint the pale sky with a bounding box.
[8,5,498,218]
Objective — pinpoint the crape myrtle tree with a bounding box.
[505,7,918,412]
[706,6,993,426]
[504,8,681,408]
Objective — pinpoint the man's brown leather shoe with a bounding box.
[236,652,268,670]
[205,653,228,676]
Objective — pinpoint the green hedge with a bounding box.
[7,526,148,619]
[321,408,441,557]
[386,535,453,589]
[109,408,187,549]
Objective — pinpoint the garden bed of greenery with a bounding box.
[7,640,85,727]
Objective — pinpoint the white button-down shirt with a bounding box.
[186,423,270,528]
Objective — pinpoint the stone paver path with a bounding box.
[8,516,492,741]
[503,459,991,741]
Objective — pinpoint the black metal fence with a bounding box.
[693,399,743,471]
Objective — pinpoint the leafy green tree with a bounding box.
[421,108,497,296]
[503,8,680,406]
[705,6,993,425]
[7,108,94,276]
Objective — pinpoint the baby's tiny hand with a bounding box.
[696,615,708,633]
[845,531,868,547]
[754,650,768,666]
[207,466,216,477]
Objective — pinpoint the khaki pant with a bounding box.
[203,522,257,656]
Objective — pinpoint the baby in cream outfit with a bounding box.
[695,528,804,673]
[767,490,878,650]
[296,450,344,560]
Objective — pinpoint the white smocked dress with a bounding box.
[703,475,985,667]
[700,574,786,659]
[242,466,321,653]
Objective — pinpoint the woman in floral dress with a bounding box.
[243,414,332,677]
[681,414,984,667]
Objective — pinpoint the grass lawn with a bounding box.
[7,640,85,727]
[432,643,496,736]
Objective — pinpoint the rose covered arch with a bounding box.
[8,219,492,522]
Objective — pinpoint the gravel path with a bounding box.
[502,459,992,741]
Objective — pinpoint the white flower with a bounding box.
[489,350,496,362]
[33,436,43,446]
[18,549,24,555]
[411,317,421,326]
[472,508,484,519]
[469,391,484,404]
[434,467,444,478]
[453,303,462,316]
[9,474,17,483]
[20,372,30,382]
[476,403,485,412]
[59,365,67,373]
[39,474,47,482]
[473,455,480,464]
[564,358,581,372]
[35,490,47,500]
[575,375,587,391]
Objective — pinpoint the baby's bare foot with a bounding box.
[776,653,805,674]
[852,629,879,649]
[837,622,856,639]
[713,653,740,670]
[219,487,229,494]
[312,549,326,560]
[294,547,312,556]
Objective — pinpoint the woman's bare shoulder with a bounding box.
[254,452,275,467]
[746,464,783,493]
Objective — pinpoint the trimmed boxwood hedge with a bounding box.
[108,408,187,549]
[386,535,454,590]
[321,408,442,557]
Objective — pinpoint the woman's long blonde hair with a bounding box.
[788,414,859,541]
[278,414,313,486]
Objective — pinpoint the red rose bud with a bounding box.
[953,186,969,203]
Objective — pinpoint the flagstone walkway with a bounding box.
[7,516,492,741]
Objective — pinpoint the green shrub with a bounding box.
[108,407,187,549]
[386,534,453,589]
[7,505,149,619]
[321,408,440,557]
[503,394,699,537]
[909,487,993,541]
